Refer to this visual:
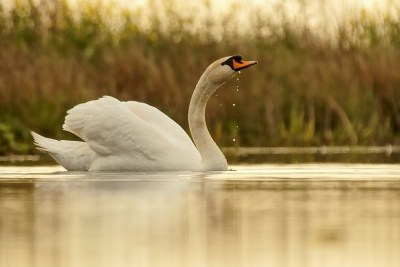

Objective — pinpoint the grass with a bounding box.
[1,0,400,155]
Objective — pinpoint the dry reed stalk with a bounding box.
[0,0,400,154]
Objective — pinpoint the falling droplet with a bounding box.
[239,71,241,74]
[216,94,218,97]
[233,138,236,142]
[236,126,238,128]
[233,104,236,106]
[220,104,222,106]
[237,78,239,80]
[236,89,239,92]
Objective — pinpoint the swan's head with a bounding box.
[205,55,258,86]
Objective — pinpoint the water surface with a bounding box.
[1,164,400,267]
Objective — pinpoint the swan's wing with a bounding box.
[63,96,200,161]
[123,101,198,153]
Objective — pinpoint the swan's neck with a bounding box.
[188,76,227,171]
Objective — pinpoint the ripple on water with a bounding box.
[0,164,400,180]
[0,163,399,267]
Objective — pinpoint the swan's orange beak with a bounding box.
[233,59,258,71]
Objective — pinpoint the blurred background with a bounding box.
[0,0,400,155]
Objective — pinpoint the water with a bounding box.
[1,164,400,267]
[223,146,400,164]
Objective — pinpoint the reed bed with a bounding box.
[0,0,400,155]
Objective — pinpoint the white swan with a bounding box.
[31,55,257,171]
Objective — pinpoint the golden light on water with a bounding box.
[1,165,400,267]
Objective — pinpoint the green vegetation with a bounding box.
[1,0,400,155]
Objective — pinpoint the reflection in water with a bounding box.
[0,165,399,267]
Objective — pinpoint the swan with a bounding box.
[31,55,257,171]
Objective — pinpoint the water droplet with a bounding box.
[220,104,222,106]
[233,138,236,142]
[239,71,241,74]
[216,94,218,97]
[237,78,239,80]
[236,89,239,92]
[232,104,235,106]
[236,126,238,128]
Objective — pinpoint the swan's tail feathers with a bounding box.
[31,131,60,153]
[31,131,93,171]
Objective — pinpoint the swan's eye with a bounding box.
[221,59,232,68]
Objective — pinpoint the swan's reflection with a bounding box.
[1,173,399,267]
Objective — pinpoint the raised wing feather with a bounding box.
[63,96,201,164]
[123,101,199,153]
[62,98,114,140]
